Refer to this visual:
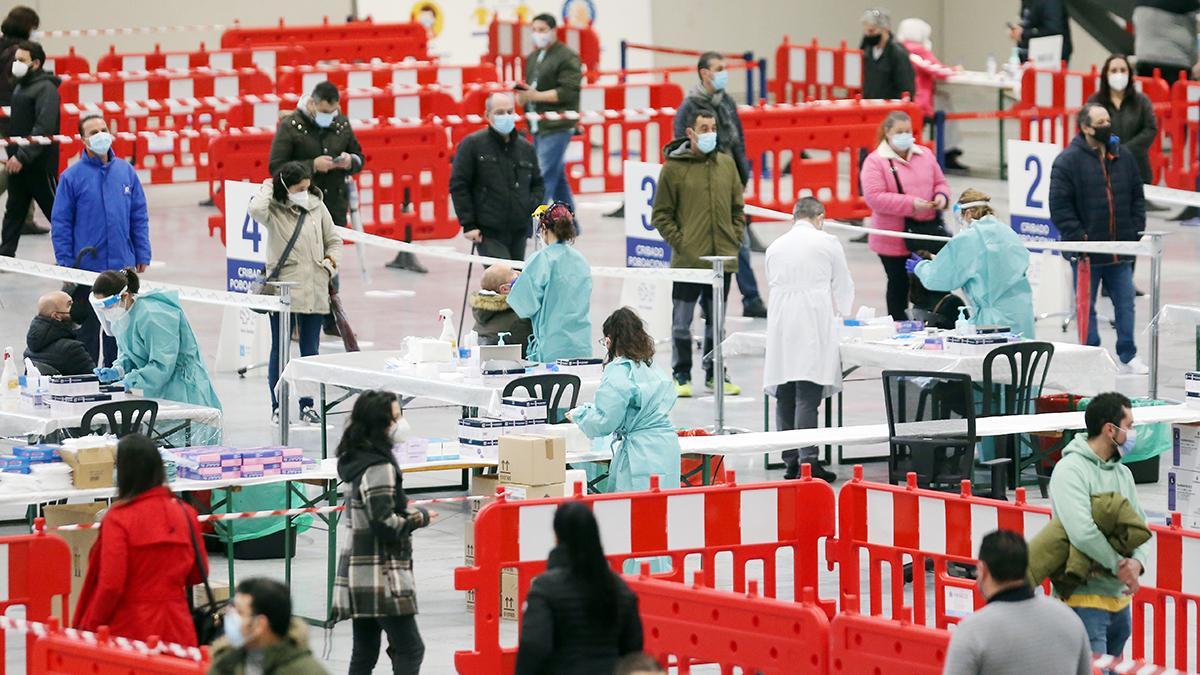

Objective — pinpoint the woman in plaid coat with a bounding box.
[333,390,434,675]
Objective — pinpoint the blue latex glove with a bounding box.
[94,367,122,384]
[905,254,923,274]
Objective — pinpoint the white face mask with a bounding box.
[288,191,309,208]
[1107,72,1129,92]
[11,60,28,79]
[390,417,411,446]
[532,31,553,49]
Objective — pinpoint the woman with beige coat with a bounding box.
[248,160,343,424]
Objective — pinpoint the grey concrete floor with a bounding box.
[2,116,1200,673]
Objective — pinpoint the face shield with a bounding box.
[90,286,129,335]
[951,200,989,232]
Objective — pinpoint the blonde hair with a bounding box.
[957,187,995,219]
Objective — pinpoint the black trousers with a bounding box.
[776,380,824,475]
[477,229,528,262]
[348,615,425,675]
[878,254,910,321]
[671,274,733,382]
[70,285,117,368]
[0,166,56,257]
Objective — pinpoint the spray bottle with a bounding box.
[438,309,457,350]
[1,348,18,398]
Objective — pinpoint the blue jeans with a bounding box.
[535,129,575,211]
[1073,606,1131,657]
[268,312,323,411]
[1073,260,1137,364]
[735,229,761,305]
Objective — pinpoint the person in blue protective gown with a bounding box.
[567,307,680,493]
[507,201,593,363]
[908,188,1036,339]
[89,268,221,410]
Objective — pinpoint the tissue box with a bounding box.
[13,444,61,463]
[554,358,603,379]
[458,417,506,442]
[178,447,241,468]
[459,438,499,460]
[393,438,429,465]
[47,374,101,397]
[411,338,454,363]
[49,394,113,418]
[0,456,31,473]
[500,397,548,422]
[1173,424,1200,472]
[1167,468,1200,529]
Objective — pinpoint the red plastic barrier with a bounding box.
[0,531,72,675]
[1167,79,1200,190]
[1012,66,1099,148]
[275,61,498,97]
[630,575,829,674]
[45,48,90,76]
[58,67,273,106]
[827,610,950,674]
[96,43,308,79]
[455,471,836,674]
[741,99,925,220]
[771,37,864,103]
[225,87,460,127]
[1130,512,1200,669]
[220,17,426,48]
[486,18,601,83]
[29,629,206,675]
[206,121,458,242]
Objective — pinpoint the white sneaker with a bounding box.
[1118,357,1150,375]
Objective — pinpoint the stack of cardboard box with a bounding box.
[1169,423,1200,529]
[464,433,567,620]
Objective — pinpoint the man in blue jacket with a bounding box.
[52,113,150,366]
[1049,102,1146,375]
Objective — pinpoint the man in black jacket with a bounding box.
[0,7,44,237]
[1012,0,1073,65]
[449,92,544,261]
[0,41,59,258]
[25,291,95,376]
[1049,102,1147,374]
[860,8,916,101]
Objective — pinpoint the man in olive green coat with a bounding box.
[516,12,581,210]
[651,106,745,398]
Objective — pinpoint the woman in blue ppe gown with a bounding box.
[507,202,593,363]
[90,268,221,410]
[910,188,1036,339]
[567,307,680,493]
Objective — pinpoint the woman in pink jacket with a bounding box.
[897,18,967,170]
[861,110,950,320]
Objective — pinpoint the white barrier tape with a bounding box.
[332,225,715,285]
[0,256,284,312]
[59,66,264,82]
[0,614,204,662]
[744,204,1155,257]
[1145,184,1200,208]
[37,23,227,39]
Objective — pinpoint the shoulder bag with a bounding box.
[887,159,949,254]
[177,499,227,645]
[247,209,307,313]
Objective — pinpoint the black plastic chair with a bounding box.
[981,342,1054,493]
[79,400,159,439]
[502,374,581,424]
[882,370,1009,499]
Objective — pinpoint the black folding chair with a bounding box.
[981,342,1054,494]
[501,374,581,425]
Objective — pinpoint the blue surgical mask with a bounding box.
[314,111,336,128]
[696,131,718,154]
[491,113,516,135]
[223,608,246,649]
[711,70,728,91]
[87,132,114,156]
[1116,426,1138,456]
[890,132,915,152]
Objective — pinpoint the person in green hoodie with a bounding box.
[209,578,327,675]
[1048,391,1152,658]
[651,106,745,398]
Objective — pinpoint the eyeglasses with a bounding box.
[597,337,609,347]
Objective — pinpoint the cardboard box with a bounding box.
[1173,423,1200,472]
[192,579,231,608]
[498,435,565,486]
[60,444,116,488]
[43,502,105,615]
[502,483,566,500]
[465,567,518,621]
[1168,468,1200,529]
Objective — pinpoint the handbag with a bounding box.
[178,499,227,645]
[887,159,949,254]
[247,209,307,313]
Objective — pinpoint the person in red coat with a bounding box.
[73,434,206,646]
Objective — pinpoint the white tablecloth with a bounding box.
[678,404,1200,456]
[944,70,1019,92]
[722,332,1118,396]
[281,350,600,416]
[0,398,223,444]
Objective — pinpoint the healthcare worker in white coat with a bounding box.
[566,307,680,493]
[764,197,854,483]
